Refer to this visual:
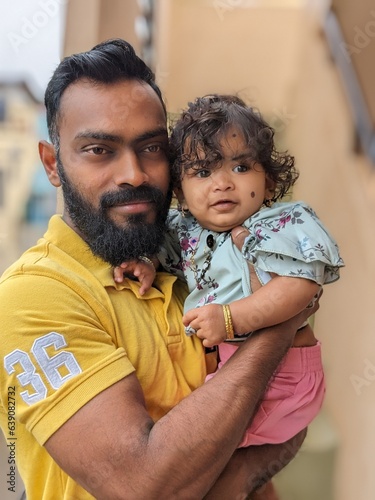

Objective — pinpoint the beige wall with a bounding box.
[332,0,375,124]
[286,20,375,499]
[155,0,314,116]
[64,0,142,56]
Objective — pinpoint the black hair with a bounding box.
[170,94,298,203]
[44,38,165,149]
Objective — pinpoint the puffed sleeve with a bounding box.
[157,209,186,281]
[242,201,345,285]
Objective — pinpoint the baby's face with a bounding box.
[180,128,272,232]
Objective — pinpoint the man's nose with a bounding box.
[114,151,149,187]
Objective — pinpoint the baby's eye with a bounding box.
[145,145,161,153]
[233,164,249,173]
[195,169,211,178]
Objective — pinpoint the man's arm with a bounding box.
[204,428,307,499]
[45,313,306,499]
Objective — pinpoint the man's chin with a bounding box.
[108,211,156,228]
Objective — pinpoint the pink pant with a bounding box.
[206,342,325,447]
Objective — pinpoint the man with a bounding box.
[0,39,316,499]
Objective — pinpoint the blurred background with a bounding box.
[1,0,375,499]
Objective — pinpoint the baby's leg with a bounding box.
[239,343,325,447]
[206,342,324,447]
[205,343,238,382]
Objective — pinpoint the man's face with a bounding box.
[54,79,171,265]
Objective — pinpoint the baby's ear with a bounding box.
[174,188,188,209]
[265,177,276,199]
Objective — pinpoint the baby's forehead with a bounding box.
[182,126,252,157]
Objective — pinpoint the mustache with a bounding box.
[100,185,165,209]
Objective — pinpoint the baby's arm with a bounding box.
[113,257,158,295]
[182,275,320,347]
[230,275,320,335]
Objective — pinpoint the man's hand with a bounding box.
[204,428,307,499]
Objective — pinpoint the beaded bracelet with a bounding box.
[139,256,155,270]
[222,304,234,340]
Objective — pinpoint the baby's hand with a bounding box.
[182,304,227,347]
[113,257,156,295]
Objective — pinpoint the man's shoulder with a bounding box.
[1,214,104,289]
[0,245,117,343]
[0,236,49,284]
[0,234,107,309]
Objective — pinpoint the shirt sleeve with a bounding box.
[242,202,345,285]
[0,273,135,445]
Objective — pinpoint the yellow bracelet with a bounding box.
[222,304,234,340]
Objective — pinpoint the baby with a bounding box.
[115,94,344,449]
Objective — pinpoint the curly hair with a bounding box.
[169,94,298,203]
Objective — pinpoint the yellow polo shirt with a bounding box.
[0,215,208,499]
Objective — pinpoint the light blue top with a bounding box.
[158,201,344,314]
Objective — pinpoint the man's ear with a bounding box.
[38,140,61,187]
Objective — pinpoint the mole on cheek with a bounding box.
[251,191,256,198]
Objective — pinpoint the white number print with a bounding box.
[4,332,82,405]
[4,350,47,405]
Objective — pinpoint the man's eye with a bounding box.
[233,164,249,173]
[87,147,108,155]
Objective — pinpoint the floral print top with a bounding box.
[158,201,344,314]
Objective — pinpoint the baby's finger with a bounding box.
[202,338,217,348]
[138,276,154,296]
[182,309,199,327]
[114,267,126,283]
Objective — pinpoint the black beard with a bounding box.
[57,158,172,266]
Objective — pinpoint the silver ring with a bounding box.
[185,325,197,336]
